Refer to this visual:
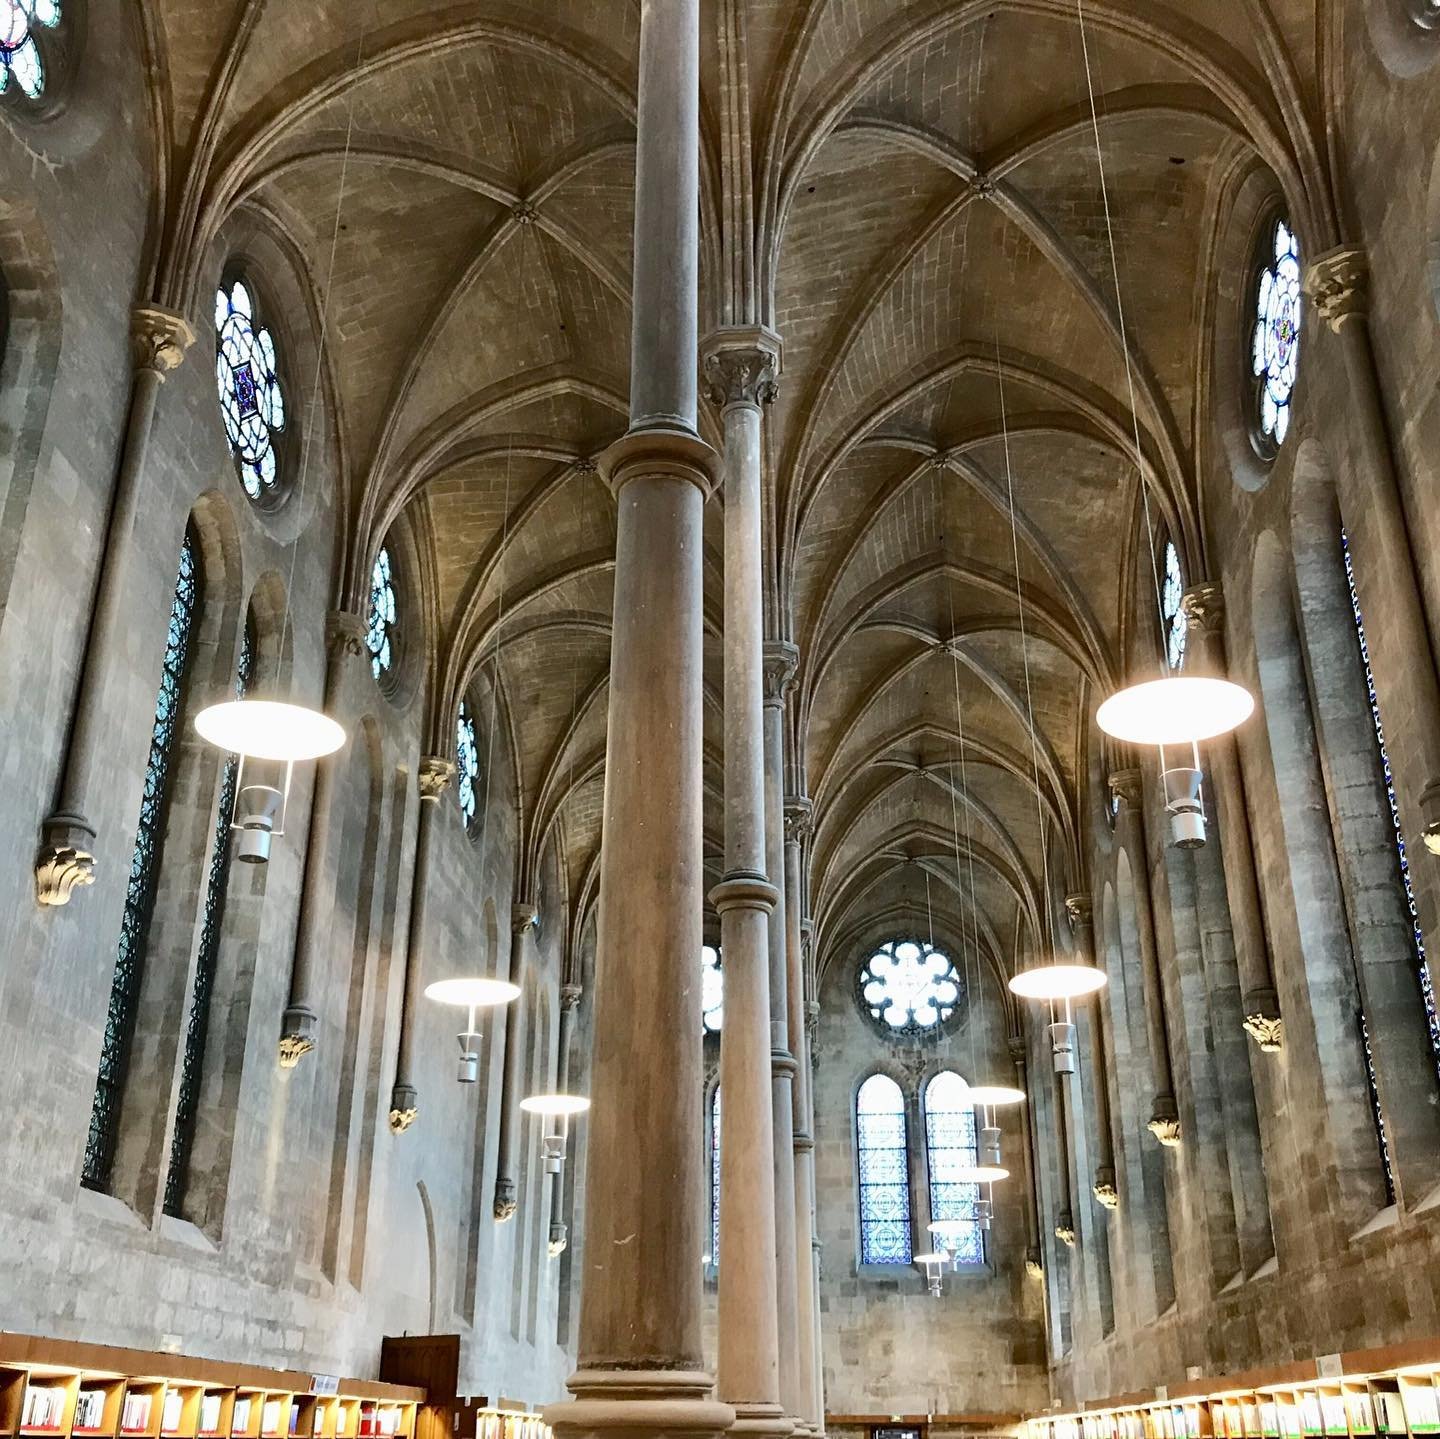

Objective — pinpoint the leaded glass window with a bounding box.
[0,0,60,100]
[1342,530,1440,1078]
[1360,1010,1397,1206]
[857,1073,912,1264]
[924,1071,983,1264]
[215,280,286,502]
[1251,218,1302,450]
[1161,540,1186,671]
[708,1086,721,1265]
[367,545,397,681]
[702,944,723,1034]
[859,939,961,1037]
[163,613,255,1218]
[456,700,480,831]
[83,529,202,1192]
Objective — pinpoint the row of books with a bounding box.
[22,1387,67,1431]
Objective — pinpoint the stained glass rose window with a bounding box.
[0,0,60,100]
[1251,219,1301,450]
[215,281,287,501]
[859,939,962,1036]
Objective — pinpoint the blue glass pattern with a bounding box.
[215,281,286,500]
[859,939,961,1037]
[1342,529,1440,1076]
[1252,219,1301,447]
[163,614,255,1218]
[368,546,397,681]
[924,1071,983,1264]
[456,700,480,830]
[83,530,201,1191]
[702,944,723,1034]
[1162,540,1186,672]
[0,0,60,100]
[709,1087,721,1265]
[857,1073,912,1264]
[1361,1011,1397,1206]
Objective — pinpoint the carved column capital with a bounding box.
[131,306,195,378]
[512,902,539,935]
[35,812,97,905]
[561,983,584,1012]
[1147,1094,1182,1147]
[763,640,800,705]
[1303,245,1369,333]
[701,325,782,409]
[1093,1167,1119,1210]
[1063,892,1093,930]
[1108,768,1143,812]
[1181,580,1225,634]
[1054,1212,1076,1248]
[493,1179,518,1222]
[325,609,368,661]
[418,755,455,802]
[1243,987,1284,1052]
[388,1084,419,1133]
[784,796,813,844]
[278,1004,318,1068]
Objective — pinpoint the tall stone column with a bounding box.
[1304,248,1440,871]
[785,799,818,1437]
[1009,1036,1043,1276]
[36,307,196,905]
[1180,582,1282,1047]
[544,1,729,1436]
[387,755,454,1130]
[1109,769,1182,1145]
[549,983,583,1255]
[763,640,802,1431]
[1066,895,1117,1207]
[494,901,538,1221]
[279,609,368,1065]
[703,327,788,1439]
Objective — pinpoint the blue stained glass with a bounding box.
[1342,530,1440,1078]
[924,1071,983,1265]
[0,0,60,100]
[857,1073,912,1263]
[709,1087,721,1265]
[1361,1010,1397,1206]
[1252,219,1301,447]
[368,546,397,682]
[83,529,201,1192]
[162,615,254,1218]
[456,701,480,830]
[1161,540,1186,672]
[214,281,286,501]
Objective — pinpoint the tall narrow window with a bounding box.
[456,700,481,834]
[702,944,723,1034]
[83,529,202,1191]
[163,612,255,1218]
[1342,529,1440,1079]
[1161,540,1186,671]
[1250,217,1301,452]
[708,1086,721,1265]
[367,545,398,682]
[856,1073,911,1264]
[923,1070,982,1263]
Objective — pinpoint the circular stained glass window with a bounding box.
[702,945,723,1033]
[1161,539,1186,671]
[215,280,287,501]
[1250,218,1301,451]
[859,939,963,1037]
[0,0,60,100]
[456,700,480,832]
[367,546,397,682]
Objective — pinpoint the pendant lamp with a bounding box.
[965,1083,1026,1107]
[1095,675,1253,747]
[1008,963,1107,1002]
[519,1094,591,1117]
[915,1251,948,1298]
[424,977,521,1082]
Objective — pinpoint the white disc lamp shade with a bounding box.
[913,1252,949,1267]
[1095,676,1254,747]
[423,977,522,1008]
[1009,963,1108,1001]
[951,1164,1009,1184]
[519,1094,591,1117]
[964,1084,1027,1107]
[195,699,346,762]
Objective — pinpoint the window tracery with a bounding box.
[1161,540,1186,671]
[924,1070,983,1265]
[0,0,60,101]
[856,1073,912,1264]
[1251,218,1302,450]
[858,939,961,1037]
[367,545,398,682]
[709,1086,721,1265]
[702,944,723,1034]
[456,700,480,832]
[215,281,286,502]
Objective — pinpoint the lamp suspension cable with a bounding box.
[1075,0,1252,757]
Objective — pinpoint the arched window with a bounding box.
[856,1073,912,1264]
[215,280,287,502]
[367,545,397,682]
[1250,217,1302,451]
[456,700,481,833]
[924,1071,983,1264]
[163,611,255,1218]
[708,1086,721,1265]
[83,528,202,1191]
[0,0,61,100]
[1161,539,1186,671]
[858,939,961,1036]
[702,944,723,1033]
[1342,530,1440,1075]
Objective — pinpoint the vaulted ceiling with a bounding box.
[138,0,1337,997]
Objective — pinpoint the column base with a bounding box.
[727,1403,793,1439]
[546,1370,734,1439]
[388,1084,418,1133]
[35,811,97,906]
[279,1005,318,1067]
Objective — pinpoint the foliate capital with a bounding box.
[1055,1213,1077,1248]
[785,796,814,843]
[1007,1033,1027,1065]
[35,812,97,906]
[131,306,195,378]
[1063,892,1093,930]
[1303,245,1369,332]
[418,755,455,802]
[1093,1173,1119,1210]
[493,1180,518,1223]
[1243,987,1284,1052]
[1181,581,1225,634]
[763,640,800,704]
[388,1084,419,1134]
[1108,768,1143,812]
[560,983,584,1012]
[325,609,368,662]
[701,326,782,409]
[512,902,539,935]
